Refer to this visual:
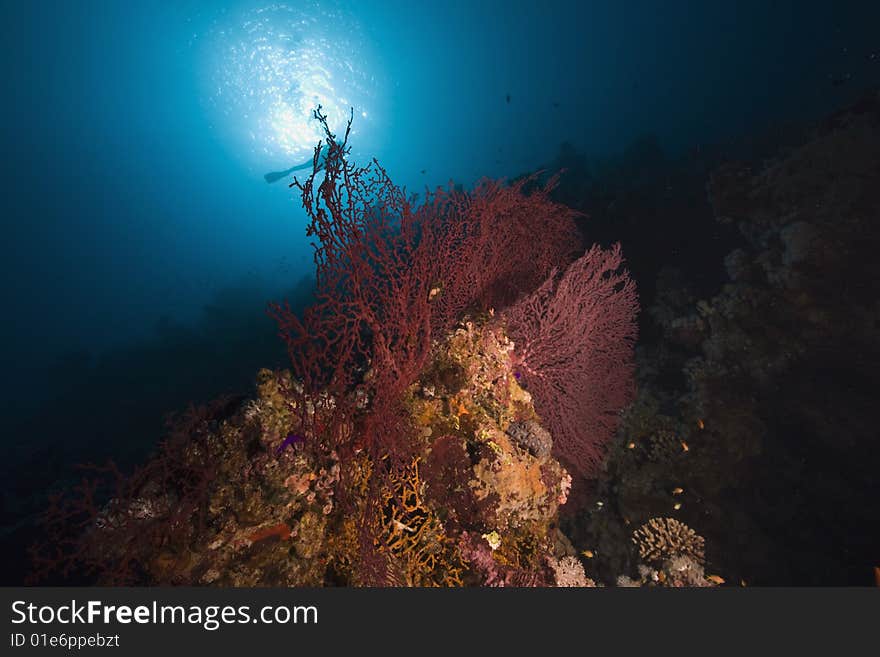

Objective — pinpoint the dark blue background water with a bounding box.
[1,1,878,580]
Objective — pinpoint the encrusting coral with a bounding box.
[32,315,591,587]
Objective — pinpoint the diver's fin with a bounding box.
[264,170,289,184]
[264,159,316,183]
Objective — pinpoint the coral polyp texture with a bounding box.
[31,107,640,587]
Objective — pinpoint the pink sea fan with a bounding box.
[504,243,638,478]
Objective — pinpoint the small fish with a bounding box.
[420,169,426,174]
[706,575,725,585]
[627,441,636,449]
[673,502,682,510]
[672,487,684,495]
[681,440,690,452]
[740,579,747,587]
[581,550,594,559]
[276,432,305,455]
[697,418,705,430]
[505,93,511,104]
[596,501,604,508]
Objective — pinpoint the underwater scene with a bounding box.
[2,0,879,587]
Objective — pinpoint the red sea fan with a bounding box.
[269,107,581,462]
[421,174,582,331]
[503,243,639,479]
[268,109,586,582]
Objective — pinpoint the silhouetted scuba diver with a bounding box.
[264,144,329,183]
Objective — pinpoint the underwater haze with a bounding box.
[2,1,879,585]
[4,0,879,408]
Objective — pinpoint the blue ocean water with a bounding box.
[3,1,878,394]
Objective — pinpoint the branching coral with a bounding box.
[631,517,705,566]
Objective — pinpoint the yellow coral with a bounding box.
[374,456,464,586]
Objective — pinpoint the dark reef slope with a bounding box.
[566,89,880,586]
